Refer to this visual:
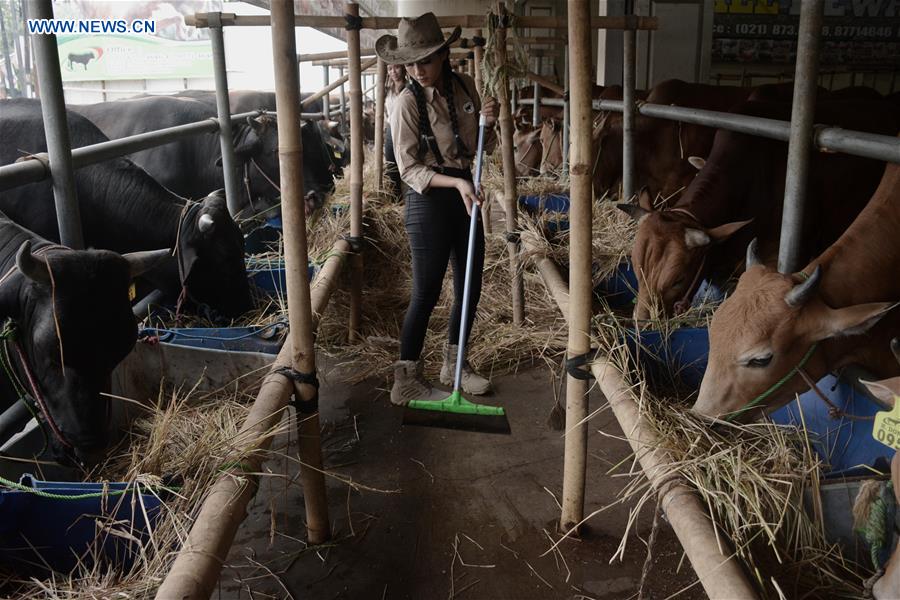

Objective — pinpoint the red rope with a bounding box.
[13,340,73,450]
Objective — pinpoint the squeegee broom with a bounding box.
[402,115,512,435]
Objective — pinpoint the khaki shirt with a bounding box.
[385,84,403,122]
[390,72,496,194]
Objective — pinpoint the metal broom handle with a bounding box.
[454,114,488,391]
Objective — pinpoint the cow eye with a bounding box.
[747,354,773,368]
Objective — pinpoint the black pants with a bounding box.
[399,184,485,361]
[384,125,403,198]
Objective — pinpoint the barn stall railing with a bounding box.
[516,97,900,164]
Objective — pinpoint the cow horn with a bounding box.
[122,248,170,278]
[784,265,821,308]
[198,213,215,233]
[890,337,900,366]
[616,203,650,223]
[16,241,50,284]
[746,238,761,270]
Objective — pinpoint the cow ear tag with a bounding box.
[872,396,900,450]
[128,283,136,301]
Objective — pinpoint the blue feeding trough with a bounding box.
[595,262,639,310]
[592,260,724,312]
[247,263,317,295]
[0,475,168,575]
[519,194,569,213]
[140,321,288,354]
[519,193,570,213]
[623,326,893,477]
[263,204,348,232]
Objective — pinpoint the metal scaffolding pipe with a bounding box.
[778,1,824,274]
[532,81,542,128]
[515,98,900,165]
[562,48,570,173]
[209,18,242,217]
[29,0,84,249]
[560,0,593,532]
[0,111,262,191]
[301,57,376,110]
[188,12,658,31]
[374,58,386,192]
[622,25,637,203]
[322,66,331,123]
[339,66,348,133]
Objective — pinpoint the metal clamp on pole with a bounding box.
[565,350,598,381]
[13,152,51,173]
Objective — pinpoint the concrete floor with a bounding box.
[218,357,706,600]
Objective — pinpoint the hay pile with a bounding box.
[0,374,287,599]
[586,329,870,599]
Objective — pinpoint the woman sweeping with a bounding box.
[383,63,407,198]
[376,13,498,406]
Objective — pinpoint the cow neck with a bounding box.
[811,164,900,308]
[802,164,900,378]
[671,161,731,228]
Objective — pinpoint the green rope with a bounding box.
[0,475,177,501]
[856,482,896,569]
[725,343,819,421]
[481,12,529,98]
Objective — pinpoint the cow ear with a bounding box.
[860,376,900,408]
[688,156,706,171]
[706,218,753,243]
[233,123,262,158]
[808,301,897,341]
[637,187,654,211]
[684,228,711,248]
[616,203,649,223]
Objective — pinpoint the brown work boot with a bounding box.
[439,344,492,395]
[390,360,449,406]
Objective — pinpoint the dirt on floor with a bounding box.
[217,356,707,600]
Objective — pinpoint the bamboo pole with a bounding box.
[346,2,364,343]
[270,0,329,544]
[375,58,386,192]
[155,239,348,599]
[301,57,377,109]
[188,12,658,31]
[518,233,757,600]
[473,28,484,96]
[559,0,592,532]
[313,49,473,68]
[494,3,525,327]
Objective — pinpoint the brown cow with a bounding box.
[538,117,564,175]
[622,99,898,321]
[692,140,900,421]
[513,121,543,177]
[593,79,752,202]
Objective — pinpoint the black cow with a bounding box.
[66,51,95,70]
[0,213,166,464]
[177,89,348,182]
[0,99,252,318]
[73,93,338,216]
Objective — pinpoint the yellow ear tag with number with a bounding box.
[128,283,136,301]
[872,396,900,450]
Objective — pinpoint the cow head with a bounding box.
[300,119,337,211]
[13,241,167,465]
[539,118,563,175]
[232,114,281,213]
[693,246,894,420]
[514,123,542,177]
[621,192,752,320]
[591,111,624,198]
[178,192,252,318]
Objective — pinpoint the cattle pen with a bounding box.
[1,0,900,599]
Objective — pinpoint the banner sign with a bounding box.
[52,1,221,81]
[712,0,900,67]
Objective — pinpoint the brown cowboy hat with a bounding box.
[375,12,461,65]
